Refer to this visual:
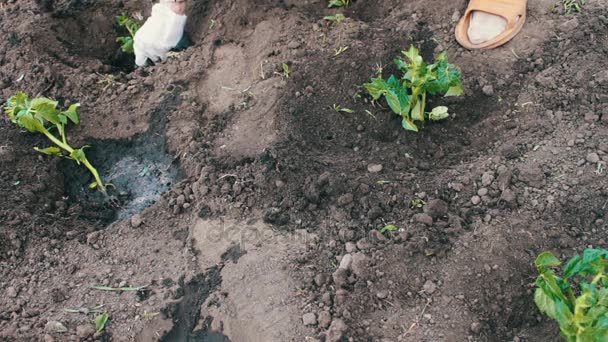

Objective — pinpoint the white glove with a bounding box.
[134,3,187,67]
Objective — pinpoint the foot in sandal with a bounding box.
[455,0,527,49]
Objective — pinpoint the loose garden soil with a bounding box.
[1,0,608,341]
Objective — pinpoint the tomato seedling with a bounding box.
[363,45,463,132]
[534,249,608,341]
[328,0,349,8]
[116,13,140,53]
[4,92,107,193]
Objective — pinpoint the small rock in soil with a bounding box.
[339,254,353,270]
[470,321,483,334]
[413,213,433,226]
[424,199,448,219]
[332,268,348,288]
[326,319,347,342]
[559,18,579,32]
[86,231,100,245]
[500,189,517,208]
[481,172,494,186]
[337,193,354,206]
[345,242,357,253]
[314,274,326,287]
[367,206,383,220]
[501,144,519,159]
[6,286,17,298]
[586,153,600,163]
[302,312,317,326]
[130,214,143,228]
[351,252,370,278]
[45,321,67,333]
[482,85,494,96]
[76,325,95,339]
[518,163,546,188]
[318,311,332,329]
[423,280,437,294]
[262,207,289,225]
[367,164,383,173]
[376,290,389,299]
[471,196,481,205]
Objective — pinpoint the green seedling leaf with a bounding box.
[410,198,426,208]
[91,285,147,292]
[363,45,463,132]
[35,146,62,156]
[535,251,562,270]
[328,0,349,7]
[333,104,354,113]
[116,13,140,54]
[282,63,290,78]
[380,224,398,234]
[428,106,449,121]
[95,312,109,333]
[89,182,98,189]
[534,249,608,341]
[323,13,346,23]
[333,46,349,56]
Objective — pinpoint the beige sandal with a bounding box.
[455,0,527,49]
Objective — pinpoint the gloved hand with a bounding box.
[134,2,187,67]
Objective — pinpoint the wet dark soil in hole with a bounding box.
[61,87,184,222]
[162,268,230,342]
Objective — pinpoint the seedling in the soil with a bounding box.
[323,13,346,23]
[333,104,354,113]
[282,63,291,78]
[95,312,109,333]
[379,224,398,234]
[334,46,349,56]
[534,249,608,341]
[96,73,119,90]
[562,0,586,14]
[116,13,140,54]
[363,45,463,132]
[328,0,349,8]
[209,19,217,29]
[410,198,426,208]
[4,92,107,193]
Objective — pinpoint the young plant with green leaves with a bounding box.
[116,13,140,53]
[328,0,349,8]
[363,45,463,132]
[534,249,608,341]
[4,92,107,193]
[323,13,346,23]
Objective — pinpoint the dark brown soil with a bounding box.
[1,0,608,341]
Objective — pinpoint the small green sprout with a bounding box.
[4,92,106,193]
[334,46,349,56]
[562,0,586,14]
[333,104,354,113]
[95,312,109,333]
[328,0,350,7]
[282,63,291,78]
[116,13,140,54]
[323,13,346,23]
[209,19,217,29]
[379,224,398,234]
[410,198,426,208]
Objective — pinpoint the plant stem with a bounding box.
[41,128,106,194]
